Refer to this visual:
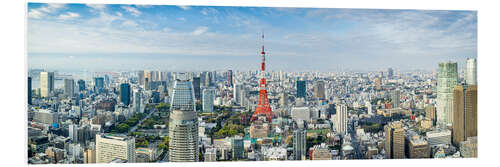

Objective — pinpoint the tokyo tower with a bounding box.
[250,32,274,122]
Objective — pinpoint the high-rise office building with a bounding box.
[77,79,85,92]
[391,89,400,108]
[280,92,288,107]
[64,79,75,98]
[69,124,78,143]
[28,77,32,105]
[202,71,212,87]
[192,77,201,101]
[375,77,382,91]
[465,58,477,85]
[94,77,104,94]
[425,104,436,124]
[336,102,347,136]
[452,85,477,145]
[226,70,233,87]
[296,80,306,98]
[202,88,215,112]
[313,80,326,100]
[137,70,145,85]
[120,83,131,106]
[40,72,54,98]
[293,121,306,160]
[437,62,458,127]
[385,121,405,159]
[231,136,244,160]
[169,74,199,162]
[388,68,394,79]
[407,137,430,159]
[96,134,136,163]
[170,74,196,111]
[133,89,142,113]
[233,84,243,105]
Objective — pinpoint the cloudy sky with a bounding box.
[27,3,477,72]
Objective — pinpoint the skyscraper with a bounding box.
[391,89,400,108]
[465,58,477,85]
[336,102,347,136]
[192,77,201,101]
[385,121,405,159]
[293,120,306,160]
[202,71,212,87]
[28,77,32,105]
[313,80,326,100]
[40,72,54,98]
[231,136,244,160]
[133,89,142,113]
[388,68,394,79]
[452,85,477,145]
[96,134,136,163]
[137,70,145,85]
[169,74,199,162]
[120,83,131,106]
[296,80,306,98]
[202,88,215,113]
[233,84,243,105]
[437,62,458,127]
[94,77,104,94]
[64,78,75,98]
[77,79,85,92]
[226,70,233,87]
[375,77,382,91]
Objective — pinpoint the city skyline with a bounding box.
[26,2,478,164]
[28,3,476,72]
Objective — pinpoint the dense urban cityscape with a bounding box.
[26,42,478,163]
[26,3,477,164]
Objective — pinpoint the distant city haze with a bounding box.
[27,3,477,71]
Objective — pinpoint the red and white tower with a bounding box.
[251,32,274,122]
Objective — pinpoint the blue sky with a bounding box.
[27,3,477,72]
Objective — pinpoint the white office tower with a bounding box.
[170,73,196,111]
[465,58,477,85]
[69,124,78,143]
[133,89,143,113]
[64,78,75,98]
[391,89,400,108]
[40,71,54,97]
[365,101,373,115]
[293,120,306,160]
[202,88,215,112]
[233,84,243,105]
[96,134,136,163]
[436,62,458,127]
[336,102,348,136]
[169,73,199,162]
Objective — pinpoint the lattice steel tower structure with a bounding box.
[251,32,274,122]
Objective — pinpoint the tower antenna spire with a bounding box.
[251,31,274,122]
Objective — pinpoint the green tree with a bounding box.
[117,123,130,133]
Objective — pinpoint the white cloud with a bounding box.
[121,6,141,17]
[177,17,186,21]
[116,12,123,17]
[162,27,171,32]
[178,5,191,10]
[121,20,138,27]
[58,12,80,20]
[28,3,65,19]
[28,9,44,19]
[136,5,153,8]
[200,8,218,16]
[86,4,106,13]
[191,26,208,35]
